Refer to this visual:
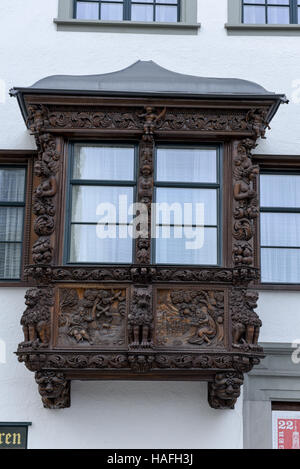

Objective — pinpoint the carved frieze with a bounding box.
[24,265,260,284]
[56,287,127,348]
[28,104,270,137]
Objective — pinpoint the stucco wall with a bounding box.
[258,291,300,344]
[0,0,299,449]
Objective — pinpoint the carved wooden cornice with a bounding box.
[14,94,280,410]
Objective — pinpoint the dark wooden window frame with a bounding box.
[0,151,35,287]
[64,140,138,266]
[74,0,181,22]
[153,143,222,267]
[253,154,300,291]
[242,0,299,24]
[64,141,223,267]
[272,401,300,411]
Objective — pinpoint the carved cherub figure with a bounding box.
[139,106,166,136]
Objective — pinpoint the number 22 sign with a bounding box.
[272,412,300,449]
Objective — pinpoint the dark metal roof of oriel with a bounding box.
[11,60,287,98]
[10,60,287,123]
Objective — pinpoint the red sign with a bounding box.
[273,412,300,449]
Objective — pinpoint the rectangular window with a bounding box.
[66,143,221,267]
[242,0,300,24]
[0,166,26,280]
[66,143,136,264]
[74,0,180,22]
[260,172,300,284]
[154,146,221,266]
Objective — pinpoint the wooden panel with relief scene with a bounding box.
[155,288,227,349]
[54,286,128,349]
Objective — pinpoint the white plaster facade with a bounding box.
[0,0,299,449]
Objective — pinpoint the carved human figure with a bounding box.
[189,306,217,345]
[139,106,166,136]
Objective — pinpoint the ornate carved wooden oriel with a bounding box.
[10,61,287,409]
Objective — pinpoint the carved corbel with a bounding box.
[208,372,244,410]
[35,371,71,409]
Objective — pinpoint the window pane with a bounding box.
[71,186,133,223]
[155,5,178,22]
[76,1,99,19]
[0,207,24,241]
[0,168,26,202]
[156,188,217,226]
[244,5,266,23]
[261,248,300,283]
[131,4,153,21]
[156,148,217,183]
[70,224,132,263]
[155,227,218,265]
[0,243,22,279]
[261,174,300,208]
[261,212,300,247]
[267,6,290,23]
[101,2,123,20]
[73,145,135,181]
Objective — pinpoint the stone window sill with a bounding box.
[225,23,300,35]
[54,18,201,35]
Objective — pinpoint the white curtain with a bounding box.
[156,148,217,183]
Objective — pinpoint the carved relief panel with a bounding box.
[155,288,226,349]
[55,287,128,349]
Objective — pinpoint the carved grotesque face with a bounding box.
[135,292,150,310]
[245,291,259,309]
[25,289,40,307]
[36,372,66,398]
[214,373,242,401]
[34,161,43,177]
